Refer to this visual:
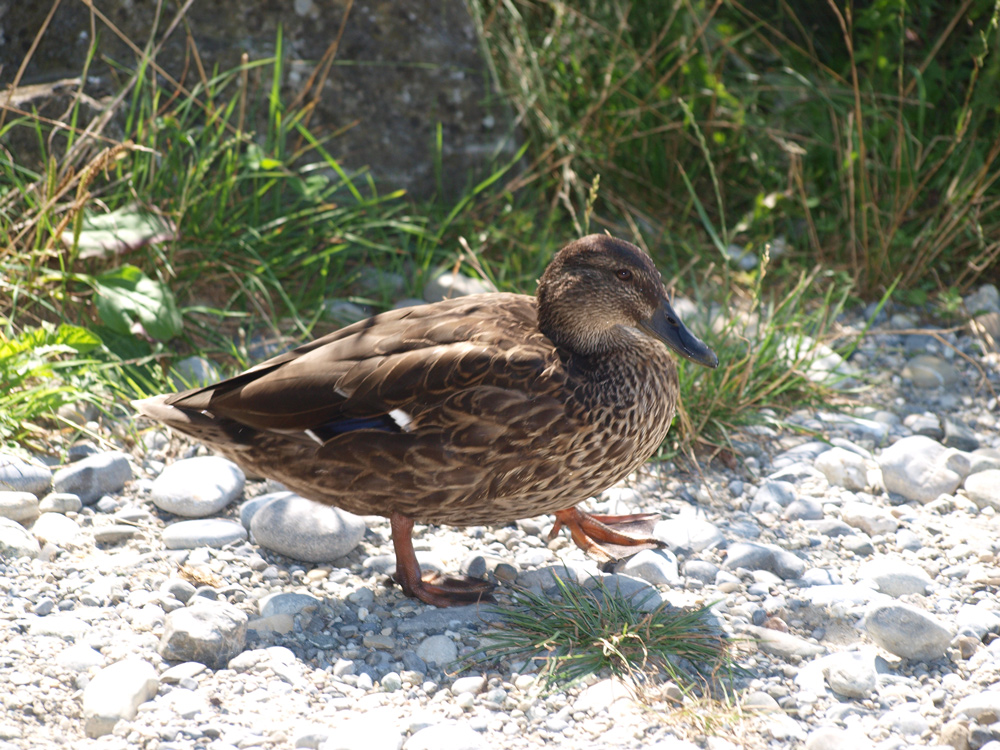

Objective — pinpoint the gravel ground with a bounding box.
[1,283,1000,750]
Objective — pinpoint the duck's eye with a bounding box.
[616,269,633,281]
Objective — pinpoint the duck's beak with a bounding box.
[640,298,719,368]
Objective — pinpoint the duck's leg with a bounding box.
[389,513,495,607]
[548,507,663,562]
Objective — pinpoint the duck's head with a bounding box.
[537,234,718,368]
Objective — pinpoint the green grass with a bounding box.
[470,0,1000,297]
[468,575,734,698]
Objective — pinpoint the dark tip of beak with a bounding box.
[641,300,719,369]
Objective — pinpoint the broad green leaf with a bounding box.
[93,265,183,341]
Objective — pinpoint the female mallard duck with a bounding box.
[135,235,718,606]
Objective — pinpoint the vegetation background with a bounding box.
[2,0,998,454]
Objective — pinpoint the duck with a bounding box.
[134,234,718,607]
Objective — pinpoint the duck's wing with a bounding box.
[157,293,563,439]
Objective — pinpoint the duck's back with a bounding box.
[139,293,679,526]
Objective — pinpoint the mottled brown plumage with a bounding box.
[135,235,718,606]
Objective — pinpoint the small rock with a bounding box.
[857,557,932,597]
[162,519,248,549]
[901,354,961,388]
[878,436,968,503]
[741,625,824,658]
[653,518,725,552]
[259,592,321,619]
[151,456,245,517]
[52,451,132,505]
[943,417,980,451]
[82,659,158,738]
[965,470,1000,511]
[937,720,971,750]
[953,691,1000,721]
[783,498,824,521]
[822,652,877,698]
[815,447,868,491]
[404,722,486,750]
[750,481,797,513]
[415,635,457,666]
[723,542,805,579]
[93,525,139,544]
[615,549,679,585]
[804,726,874,750]
[451,675,486,696]
[250,493,365,562]
[30,512,82,546]
[841,502,898,536]
[0,492,39,523]
[55,644,105,672]
[862,602,954,661]
[38,493,82,514]
[159,601,248,669]
[0,453,52,496]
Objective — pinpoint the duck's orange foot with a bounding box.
[389,512,495,607]
[393,571,496,608]
[549,507,663,562]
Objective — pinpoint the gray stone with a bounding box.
[28,613,88,640]
[965,283,1000,314]
[55,644,105,672]
[841,501,898,536]
[943,417,980,451]
[654,518,725,552]
[954,604,1000,639]
[162,519,248,550]
[806,519,853,537]
[318,716,404,750]
[451,675,486,695]
[681,560,718,584]
[423,271,494,301]
[151,456,245,517]
[879,436,969,503]
[857,557,932,597]
[38,493,82,514]
[815,447,868,491]
[723,542,805,579]
[159,601,248,669]
[30,512,82,546]
[404,722,486,750]
[804,726,874,750]
[259,592,322,618]
[82,659,158,738]
[0,492,39,523]
[93,525,139,544]
[783,498,824,521]
[953,691,1000,720]
[901,354,961,388]
[895,528,923,551]
[970,448,1000,473]
[615,549,679,585]
[822,652,877,698]
[741,625,824,658]
[0,453,51,496]
[395,603,500,635]
[52,451,132,505]
[903,412,943,440]
[862,602,953,661]
[415,635,457,666]
[751,480,797,513]
[240,491,293,529]
[965,470,1000,511]
[250,493,365,563]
